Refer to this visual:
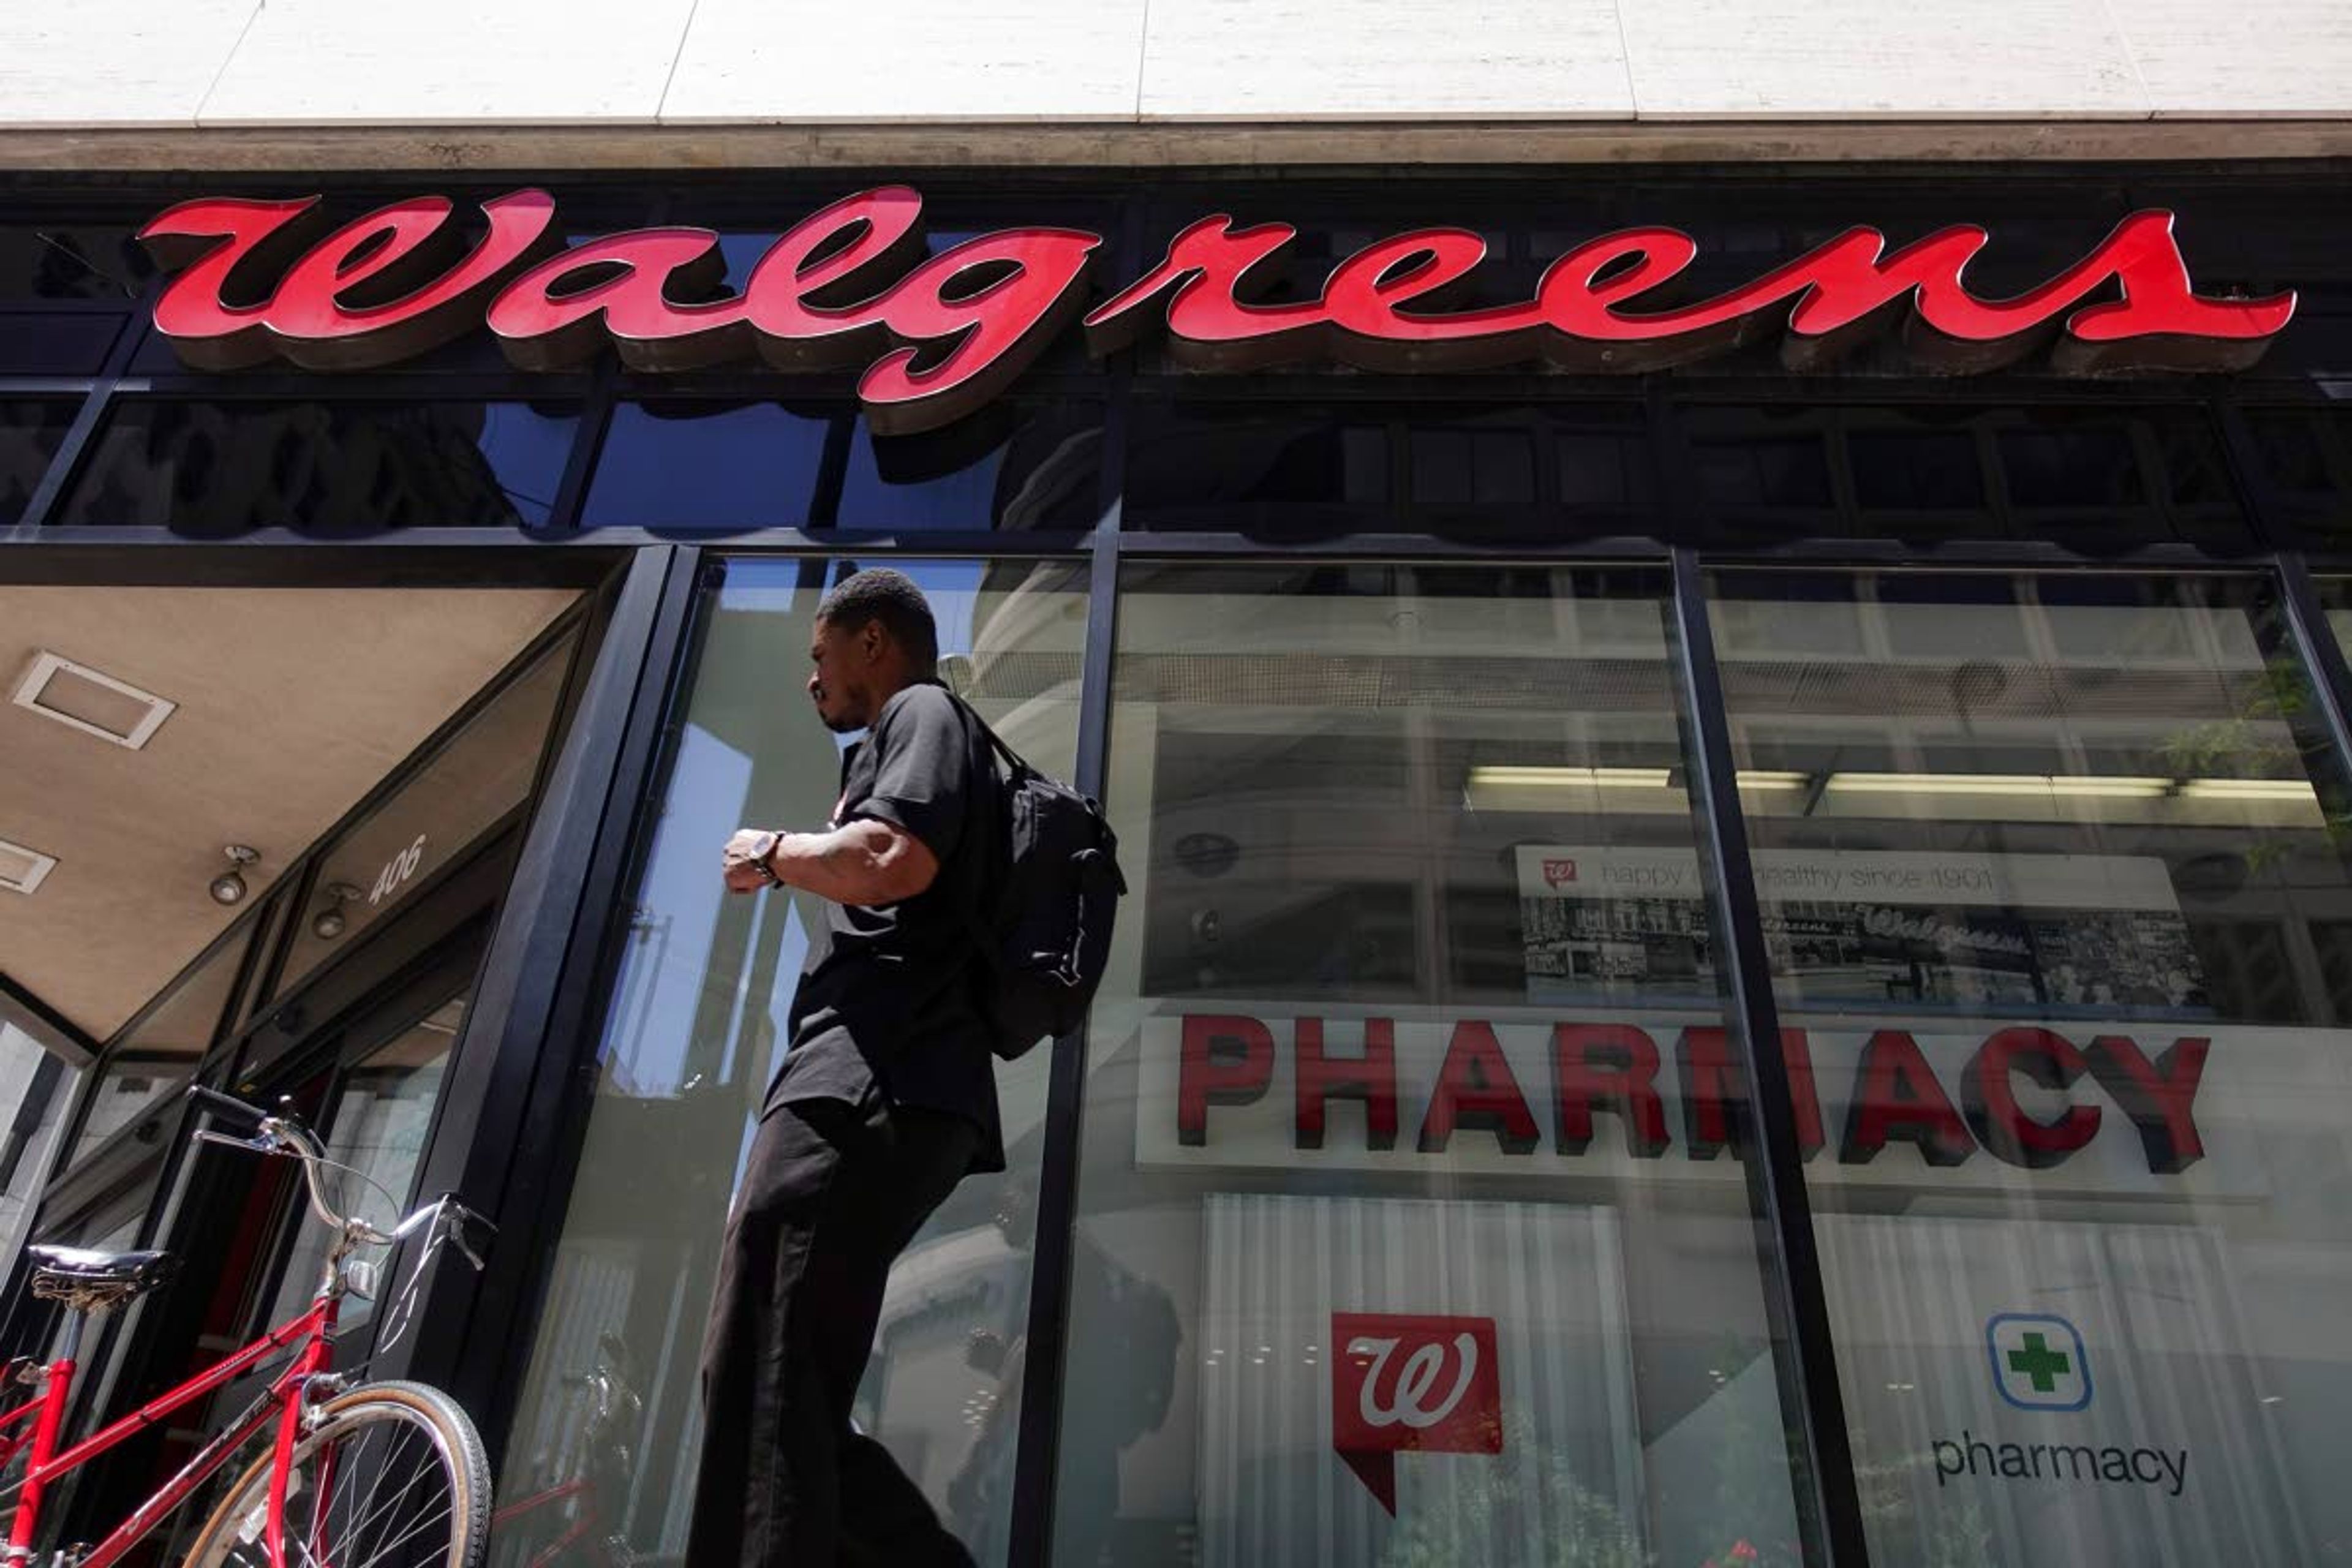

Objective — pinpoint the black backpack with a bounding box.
[956,697,1127,1060]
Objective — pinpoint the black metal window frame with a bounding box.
[4,165,2352,1567]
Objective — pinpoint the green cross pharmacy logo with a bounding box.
[1986,1313,2094,1412]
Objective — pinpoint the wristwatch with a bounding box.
[747,831,786,889]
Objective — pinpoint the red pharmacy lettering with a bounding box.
[2084,1033,2211,1172]
[141,192,2296,432]
[1551,1023,1671,1157]
[1176,1014,1274,1147]
[1417,1020,1540,1156]
[1679,1025,1827,1161]
[1295,1017,1400,1152]
[1839,1030,1975,1166]
[1961,1027,2103,1170]
[1330,1311,1503,1513]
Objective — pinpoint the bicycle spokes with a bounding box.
[201,1398,469,1568]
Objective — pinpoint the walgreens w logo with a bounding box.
[1331,1313,1503,1513]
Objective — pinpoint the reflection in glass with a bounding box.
[1711,569,2352,1567]
[1849,428,1985,514]
[1555,417,1658,514]
[0,227,152,301]
[68,928,250,1168]
[1409,417,1538,506]
[1060,564,1804,1567]
[494,557,1087,1568]
[55,401,579,534]
[0,1028,75,1259]
[2248,406,2352,540]
[1127,405,1391,526]
[274,636,575,999]
[837,405,1102,532]
[1677,405,2248,549]
[0,402,77,524]
[582,402,828,531]
[262,998,461,1337]
[1686,406,1835,516]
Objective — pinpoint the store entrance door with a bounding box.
[242,954,477,1355]
[233,930,486,1373]
[55,920,492,1559]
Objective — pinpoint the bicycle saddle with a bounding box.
[27,1246,179,1309]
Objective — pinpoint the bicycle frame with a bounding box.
[0,1286,341,1568]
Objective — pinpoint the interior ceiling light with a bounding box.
[311,882,361,941]
[1821,772,2171,799]
[2177,778,2318,801]
[1470,766,1813,794]
[1464,767,2319,811]
[208,845,260,907]
[0,837,57,896]
[12,650,176,750]
[1468,766,1675,790]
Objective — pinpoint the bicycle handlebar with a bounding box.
[184,1084,492,1268]
[185,1082,268,1134]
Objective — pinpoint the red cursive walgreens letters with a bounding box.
[140,188,2296,435]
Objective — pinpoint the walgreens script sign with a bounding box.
[138,188,2293,434]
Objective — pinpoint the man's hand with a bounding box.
[722,828,778,895]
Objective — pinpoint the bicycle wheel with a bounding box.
[179,1380,491,1568]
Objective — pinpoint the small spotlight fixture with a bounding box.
[208,845,260,907]
[311,882,362,941]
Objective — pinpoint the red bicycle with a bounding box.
[0,1084,496,1568]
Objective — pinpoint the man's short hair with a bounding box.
[818,568,939,674]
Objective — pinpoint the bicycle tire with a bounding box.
[178,1380,491,1568]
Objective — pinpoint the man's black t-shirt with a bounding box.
[772,681,1005,1174]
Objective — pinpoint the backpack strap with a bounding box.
[950,690,1029,777]
[946,692,1012,977]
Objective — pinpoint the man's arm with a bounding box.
[722,821,940,905]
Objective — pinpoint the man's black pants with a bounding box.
[688,1091,981,1568]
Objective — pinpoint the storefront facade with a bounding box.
[5,146,2352,1568]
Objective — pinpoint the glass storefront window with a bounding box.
[1709,568,2352,1566]
[1,402,77,526]
[260,996,462,1338]
[270,634,576,1000]
[54,400,581,534]
[0,1027,75,1258]
[496,556,1088,1568]
[0,227,151,303]
[582,401,1104,533]
[2325,578,2352,662]
[1680,404,2248,550]
[582,401,830,532]
[1126,404,1393,529]
[1127,404,1662,540]
[1061,563,1806,1568]
[835,405,1102,532]
[2247,404,2352,541]
[67,926,249,1169]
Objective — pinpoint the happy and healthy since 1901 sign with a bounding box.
[137,187,2296,434]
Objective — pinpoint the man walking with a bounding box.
[693,568,1000,1568]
